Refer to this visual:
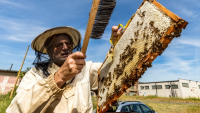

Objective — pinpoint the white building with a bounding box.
[138,78,200,98]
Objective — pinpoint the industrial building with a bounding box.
[138,78,200,98]
[0,69,20,94]
[125,81,139,96]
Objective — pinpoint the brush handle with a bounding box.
[81,0,101,54]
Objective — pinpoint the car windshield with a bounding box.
[140,104,152,113]
[121,104,142,113]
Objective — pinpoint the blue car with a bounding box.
[94,101,156,113]
[114,101,156,113]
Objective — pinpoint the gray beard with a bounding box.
[51,58,65,67]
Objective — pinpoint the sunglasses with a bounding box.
[54,42,73,50]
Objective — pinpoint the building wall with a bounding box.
[139,79,200,98]
[179,79,200,98]
[125,81,139,96]
[0,71,19,94]
[139,81,182,98]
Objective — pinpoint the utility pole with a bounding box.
[10,45,29,98]
[9,64,13,70]
[155,82,158,96]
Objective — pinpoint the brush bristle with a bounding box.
[90,0,116,39]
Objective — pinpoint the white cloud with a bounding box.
[178,38,200,47]
[0,0,26,8]
[140,38,200,82]
[173,4,199,19]
[9,36,27,42]
[0,45,7,47]
[180,8,196,17]
[0,17,48,42]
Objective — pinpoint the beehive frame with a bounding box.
[97,0,188,112]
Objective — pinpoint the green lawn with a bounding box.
[92,95,200,113]
[1,93,200,113]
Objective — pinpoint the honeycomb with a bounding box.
[97,0,188,112]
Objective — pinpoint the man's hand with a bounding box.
[55,52,86,88]
[112,26,124,38]
[110,26,124,46]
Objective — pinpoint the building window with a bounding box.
[140,86,144,90]
[165,85,170,89]
[171,85,178,89]
[157,85,162,89]
[145,86,149,90]
[152,85,162,89]
[182,83,189,88]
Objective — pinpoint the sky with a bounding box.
[0,0,200,82]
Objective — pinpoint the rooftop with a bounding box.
[139,78,200,84]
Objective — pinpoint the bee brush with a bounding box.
[81,0,116,54]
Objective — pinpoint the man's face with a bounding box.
[47,34,73,66]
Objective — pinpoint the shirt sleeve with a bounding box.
[6,68,65,113]
[89,62,102,91]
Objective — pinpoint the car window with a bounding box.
[140,104,152,113]
[121,104,142,113]
[121,105,129,112]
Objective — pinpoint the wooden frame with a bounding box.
[97,0,188,112]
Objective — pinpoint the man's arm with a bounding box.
[6,69,65,113]
[7,52,86,113]
[54,52,86,88]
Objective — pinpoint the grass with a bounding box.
[0,93,14,113]
[144,103,200,113]
[0,87,17,113]
[118,95,200,104]
[1,92,199,113]
[92,95,200,113]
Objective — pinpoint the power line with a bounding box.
[77,21,88,29]
[11,58,35,70]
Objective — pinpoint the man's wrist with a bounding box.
[54,71,67,88]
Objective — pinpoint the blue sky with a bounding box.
[0,0,200,82]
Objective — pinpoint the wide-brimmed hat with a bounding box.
[31,26,81,54]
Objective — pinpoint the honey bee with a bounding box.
[109,72,111,77]
[142,11,146,16]
[135,30,139,37]
[178,21,183,25]
[102,88,105,93]
[175,33,181,38]
[174,24,178,30]
[149,21,154,26]
[140,22,144,26]
[171,32,175,37]
[98,96,102,100]
[121,62,125,68]
[148,0,154,2]
[146,34,149,39]
[123,88,126,92]
[130,38,134,45]
[101,77,105,83]
[103,81,107,86]
[143,32,146,38]
[145,43,148,47]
